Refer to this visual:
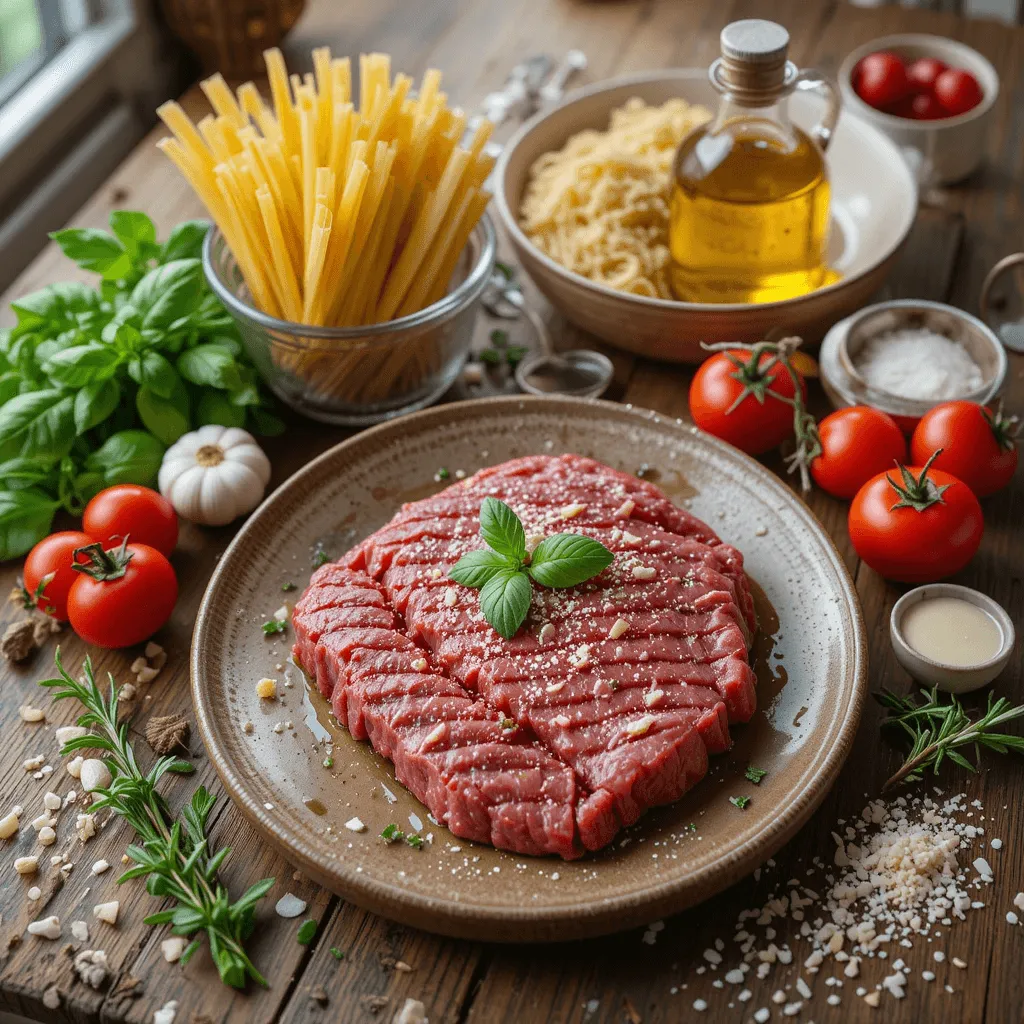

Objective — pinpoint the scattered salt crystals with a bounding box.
[79,759,112,793]
[19,706,45,723]
[38,826,56,846]
[55,726,88,747]
[410,658,428,672]
[14,856,38,875]
[0,810,19,839]
[27,886,41,901]
[692,999,707,1012]
[951,957,967,969]
[381,784,398,804]
[539,623,555,643]
[922,970,935,982]
[1007,912,1019,925]
[42,987,60,1009]
[27,915,61,939]
[408,813,423,832]
[1015,893,1024,912]
[43,792,61,811]
[162,936,187,962]
[70,921,89,942]
[753,1011,770,1023]
[863,990,881,1007]
[827,993,841,1006]
[153,1000,179,1024]
[782,1002,802,1016]
[724,969,745,984]
[990,838,1002,850]
[796,978,812,999]
[93,901,119,925]
[854,327,983,401]
[74,949,109,989]
[642,920,664,945]
[275,893,307,918]
[973,856,993,879]
[613,499,635,517]
[393,998,428,1024]
[934,951,945,962]
[738,989,752,1002]
[703,948,722,965]
[631,566,656,580]
[91,860,110,875]
[626,715,655,738]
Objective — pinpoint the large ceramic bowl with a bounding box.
[493,70,918,363]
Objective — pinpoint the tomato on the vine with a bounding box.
[22,531,95,621]
[689,349,805,456]
[83,485,178,557]
[848,451,983,583]
[67,538,178,648]
[810,406,907,500]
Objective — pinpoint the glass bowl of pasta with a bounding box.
[493,69,918,362]
[203,215,496,425]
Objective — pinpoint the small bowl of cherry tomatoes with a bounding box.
[838,34,998,186]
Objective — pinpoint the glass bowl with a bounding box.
[202,214,496,425]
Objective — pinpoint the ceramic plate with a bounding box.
[191,397,867,941]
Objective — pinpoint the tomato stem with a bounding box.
[983,402,1020,452]
[701,337,821,492]
[71,536,134,582]
[885,448,950,512]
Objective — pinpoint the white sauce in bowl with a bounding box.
[901,596,1003,667]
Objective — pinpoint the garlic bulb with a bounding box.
[158,425,271,526]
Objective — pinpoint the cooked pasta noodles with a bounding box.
[519,97,710,299]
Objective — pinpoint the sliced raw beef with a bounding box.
[293,454,756,857]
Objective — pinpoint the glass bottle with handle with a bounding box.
[669,19,841,305]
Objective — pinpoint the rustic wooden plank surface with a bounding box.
[0,1,1021,1023]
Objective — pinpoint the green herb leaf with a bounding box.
[109,211,157,260]
[160,220,209,263]
[136,380,190,445]
[436,467,450,480]
[0,488,60,560]
[405,834,424,850]
[296,919,316,945]
[490,328,508,348]
[479,497,526,562]
[178,344,243,391]
[479,568,532,639]
[49,228,132,280]
[74,378,121,433]
[528,533,614,588]
[197,389,247,428]
[729,795,751,810]
[479,348,501,365]
[129,351,181,400]
[43,343,121,387]
[83,429,165,487]
[312,547,331,568]
[505,345,528,367]
[380,824,404,843]
[330,947,345,960]
[262,620,286,635]
[131,259,203,333]
[282,582,297,592]
[744,767,767,785]
[0,389,75,460]
[449,548,516,589]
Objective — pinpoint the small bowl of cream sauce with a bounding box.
[890,583,1015,693]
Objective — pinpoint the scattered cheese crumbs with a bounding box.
[31,813,55,831]
[76,813,96,843]
[1015,892,1024,912]
[153,999,179,1024]
[421,724,446,752]
[951,957,967,969]
[162,936,187,962]
[613,499,635,517]
[643,689,665,707]
[256,678,278,700]
[393,998,428,1024]
[19,706,45,723]
[724,969,745,985]
[753,1011,770,1023]
[545,681,565,695]
[144,641,164,659]
[345,817,366,833]
[443,588,458,608]
[130,657,147,674]
[626,715,655,738]
[796,978,812,999]
[79,759,111,792]
[27,916,61,939]
[38,827,56,846]
[973,857,993,878]
[622,530,642,546]
[570,644,592,669]
[272,604,289,622]
[71,920,89,942]
[559,502,586,519]
[74,949,109,990]
[27,886,40,901]
[93,901,119,925]
[22,756,44,771]
[67,756,83,779]
[755,526,768,537]
[43,792,61,811]
[410,658,428,672]
[0,811,19,839]
[553,715,570,728]
[15,856,38,874]
[539,623,555,643]
[136,666,159,684]
[120,683,137,701]
[863,990,881,1007]
[42,986,60,1010]
[275,893,307,918]
[91,860,110,875]
[55,726,88,747]
[631,566,656,580]
[609,618,630,640]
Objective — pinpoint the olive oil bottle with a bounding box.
[669,20,840,305]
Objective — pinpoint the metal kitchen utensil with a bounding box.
[980,251,1024,353]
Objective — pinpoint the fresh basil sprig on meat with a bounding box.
[0,211,284,560]
[449,497,614,639]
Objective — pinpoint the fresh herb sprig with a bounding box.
[40,651,274,988]
[877,686,1024,792]
[449,497,614,639]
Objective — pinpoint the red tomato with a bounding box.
[908,91,946,120]
[810,407,908,499]
[911,401,1019,498]
[853,51,910,109]
[906,57,947,93]
[83,485,178,558]
[67,540,178,648]
[22,531,95,621]
[934,67,983,116]
[689,350,805,456]
[848,453,983,583]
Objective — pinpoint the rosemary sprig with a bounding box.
[877,686,1024,792]
[40,651,274,989]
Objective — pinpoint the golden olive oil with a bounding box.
[669,121,836,305]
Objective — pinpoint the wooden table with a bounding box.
[0,1,1021,1021]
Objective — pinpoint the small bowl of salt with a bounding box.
[819,299,1007,430]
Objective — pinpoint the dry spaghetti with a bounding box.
[519,97,710,299]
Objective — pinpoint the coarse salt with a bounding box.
[854,327,983,401]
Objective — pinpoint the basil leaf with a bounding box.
[131,259,203,332]
[479,569,532,640]
[74,377,121,433]
[11,282,100,335]
[0,456,57,491]
[0,389,75,459]
[178,344,243,391]
[109,211,157,260]
[449,548,516,589]
[84,429,164,486]
[528,533,614,588]
[0,488,60,560]
[128,351,180,399]
[49,228,132,280]
[479,497,526,563]
[197,389,246,428]
[43,343,121,387]
[0,371,21,405]
[160,220,209,263]
[136,383,190,445]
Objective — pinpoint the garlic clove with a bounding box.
[222,445,272,487]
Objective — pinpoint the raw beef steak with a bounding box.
[293,454,757,858]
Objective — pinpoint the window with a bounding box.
[0,0,177,291]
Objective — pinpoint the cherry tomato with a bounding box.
[911,401,1019,498]
[810,407,907,499]
[67,540,178,648]
[689,350,805,456]
[83,485,178,557]
[848,452,983,583]
[934,67,983,116]
[906,57,947,93]
[908,91,946,120]
[853,51,910,110]
[22,531,95,621]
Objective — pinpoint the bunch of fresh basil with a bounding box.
[0,211,282,560]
